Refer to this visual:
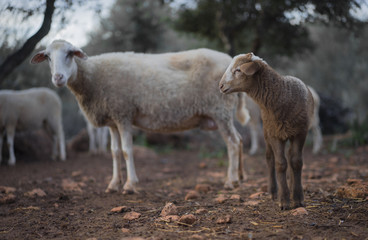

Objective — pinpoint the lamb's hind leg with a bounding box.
[217,119,243,189]
[6,125,16,166]
[117,122,139,194]
[288,134,306,208]
[106,126,123,193]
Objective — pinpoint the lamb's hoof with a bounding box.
[292,201,305,209]
[279,201,291,210]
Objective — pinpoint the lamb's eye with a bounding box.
[234,69,241,74]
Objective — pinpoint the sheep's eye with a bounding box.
[66,51,74,58]
[45,54,50,61]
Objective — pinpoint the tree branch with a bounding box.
[0,0,55,85]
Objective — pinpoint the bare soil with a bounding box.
[1,139,368,240]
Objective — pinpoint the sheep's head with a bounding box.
[219,53,264,94]
[31,40,88,87]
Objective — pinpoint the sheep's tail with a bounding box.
[236,93,250,126]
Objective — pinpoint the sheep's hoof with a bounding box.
[122,189,136,195]
[123,182,139,194]
[224,180,239,190]
[105,187,118,193]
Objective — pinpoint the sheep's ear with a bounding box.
[239,62,260,76]
[71,47,88,60]
[30,50,47,64]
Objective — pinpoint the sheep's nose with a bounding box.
[219,83,224,90]
[54,73,63,82]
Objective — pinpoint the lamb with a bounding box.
[245,86,322,155]
[219,53,314,209]
[31,40,249,193]
[0,87,66,165]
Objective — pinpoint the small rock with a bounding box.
[195,208,208,214]
[216,214,232,224]
[161,202,178,217]
[249,192,264,199]
[214,194,227,203]
[0,193,16,204]
[191,234,204,239]
[178,214,196,225]
[0,186,16,194]
[185,190,200,201]
[71,170,83,177]
[61,179,83,192]
[244,200,260,206]
[159,215,180,222]
[123,211,141,220]
[24,188,46,198]
[121,228,130,233]
[198,162,207,169]
[230,194,241,201]
[291,207,308,216]
[111,206,128,213]
[195,184,211,193]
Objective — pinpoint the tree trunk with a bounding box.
[0,0,55,85]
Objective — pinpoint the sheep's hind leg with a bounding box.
[217,119,242,189]
[117,122,139,194]
[288,134,306,208]
[106,126,123,193]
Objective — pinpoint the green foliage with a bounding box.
[174,0,364,56]
[198,145,226,160]
[350,117,368,146]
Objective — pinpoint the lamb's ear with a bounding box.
[71,47,88,60]
[239,62,260,76]
[30,50,47,64]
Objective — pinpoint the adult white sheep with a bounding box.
[245,86,322,155]
[31,40,249,193]
[219,53,314,210]
[0,88,66,165]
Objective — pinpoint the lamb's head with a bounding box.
[219,53,265,94]
[31,40,88,87]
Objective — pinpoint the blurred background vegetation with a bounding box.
[0,0,367,147]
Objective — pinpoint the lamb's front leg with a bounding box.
[117,122,139,194]
[106,127,123,193]
[270,138,290,210]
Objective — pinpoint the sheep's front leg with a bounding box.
[288,134,306,208]
[270,138,290,210]
[117,122,139,194]
[0,131,3,164]
[106,126,123,193]
[6,125,16,166]
[217,120,242,189]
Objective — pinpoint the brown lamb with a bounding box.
[219,53,314,210]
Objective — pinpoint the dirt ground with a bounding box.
[1,136,368,240]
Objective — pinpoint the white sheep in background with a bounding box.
[245,86,322,155]
[219,53,315,210]
[0,88,66,165]
[86,120,109,153]
[31,40,249,193]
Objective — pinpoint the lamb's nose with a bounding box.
[219,83,224,89]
